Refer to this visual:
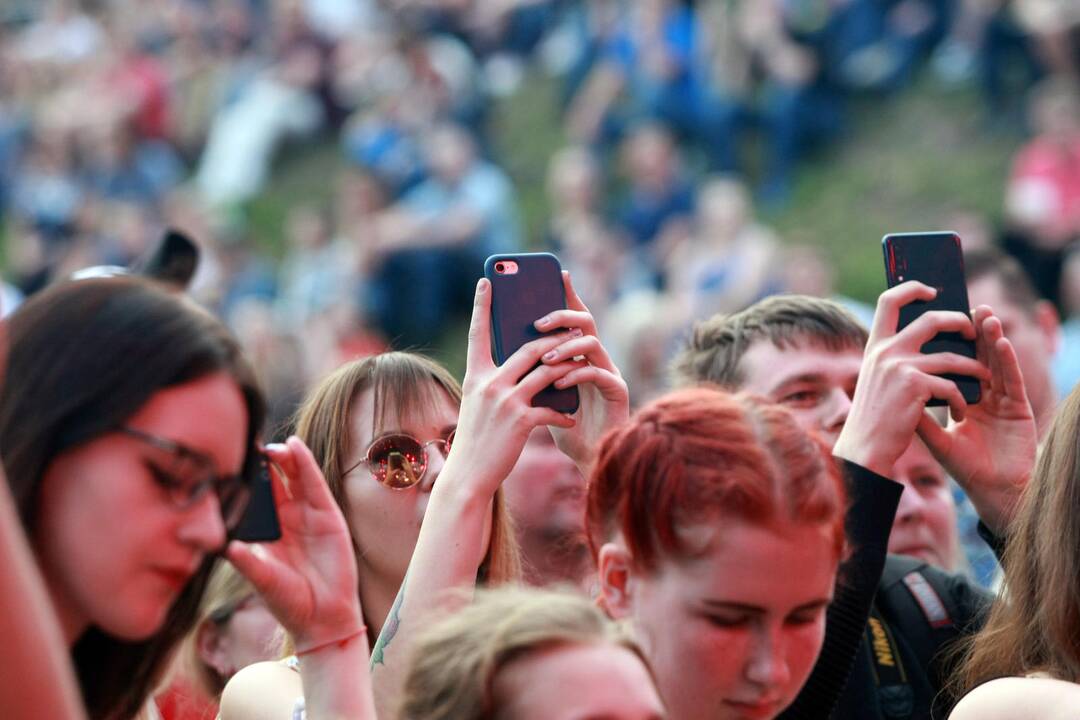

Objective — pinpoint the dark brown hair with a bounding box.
[955,382,1080,690]
[0,277,265,720]
[964,247,1042,316]
[671,295,868,389]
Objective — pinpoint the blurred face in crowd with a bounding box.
[603,519,837,720]
[502,428,585,545]
[967,274,1058,431]
[736,338,862,447]
[342,384,478,583]
[198,593,282,681]
[427,127,474,185]
[888,438,959,571]
[34,372,245,641]
[492,642,666,720]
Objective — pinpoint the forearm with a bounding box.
[299,638,376,720]
[369,468,492,717]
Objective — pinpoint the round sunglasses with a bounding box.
[344,429,456,489]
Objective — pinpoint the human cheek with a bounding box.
[781,619,827,700]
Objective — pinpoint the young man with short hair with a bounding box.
[673,286,1036,719]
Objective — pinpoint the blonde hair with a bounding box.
[400,587,650,720]
[956,383,1080,690]
[292,352,521,608]
[180,561,261,699]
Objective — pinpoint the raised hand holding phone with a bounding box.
[485,253,580,413]
[883,231,981,405]
[535,271,630,474]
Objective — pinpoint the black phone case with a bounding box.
[229,459,282,543]
[882,231,981,405]
[485,253,580,414]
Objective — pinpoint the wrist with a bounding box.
[294,623,367,659]
[832,433,896,478]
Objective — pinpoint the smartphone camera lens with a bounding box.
[495,262,505,273]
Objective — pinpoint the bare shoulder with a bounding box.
[219,661,304,720]
[949,676,1080,720]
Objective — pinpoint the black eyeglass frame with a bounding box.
[118,426,255,531]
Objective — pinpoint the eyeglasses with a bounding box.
[344,429,456,489]
[119,426,253,531]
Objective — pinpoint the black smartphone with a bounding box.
[485,252,580,414]
[229,457,282,543]
[882,231,980,406]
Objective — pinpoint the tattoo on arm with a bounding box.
[371,574,407,667]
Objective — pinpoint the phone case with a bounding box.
[229,459,282,543]
[485,253,580,414]
[882,231,981,405]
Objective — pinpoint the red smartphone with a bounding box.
[882,231,980,405]
[484,253,580,414]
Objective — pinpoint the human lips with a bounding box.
[152,564,198,592]
[722,697,783,719]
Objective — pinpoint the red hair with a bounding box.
[586,387,846,572]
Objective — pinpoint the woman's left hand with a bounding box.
[535,272,630,473]
[225,437,365,653]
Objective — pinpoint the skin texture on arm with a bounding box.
[368,276,628,719]
[0,469,86,720]
[948,677,1080,720]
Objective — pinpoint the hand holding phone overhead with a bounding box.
[882,231,981,405]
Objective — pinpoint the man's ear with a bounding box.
[598,542,636,619]
[196,621,232,678]
[1035,300,1061,355]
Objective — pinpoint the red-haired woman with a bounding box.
[587,387,849,720]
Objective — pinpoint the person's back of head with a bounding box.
[0,276,265,720]
[400,586,663,720]
[670,294,868,389]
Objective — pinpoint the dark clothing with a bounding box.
[780,460,994,720]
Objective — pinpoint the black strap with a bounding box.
[864,607,915,720]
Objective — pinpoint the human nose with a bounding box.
[896,484,927,524]
[177,492,228,552]
[419,440,450,493]
[817,388,851,447]
[744,625,791,690]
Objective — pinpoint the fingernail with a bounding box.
[535,315,551,328]
[555,378,567,388]
[476,279,488,294]
[571,328,583,338]
[543,350,557,361]
[265,443,287,453]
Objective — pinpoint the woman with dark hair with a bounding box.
[586,387,848,720]
[0,277,372,720]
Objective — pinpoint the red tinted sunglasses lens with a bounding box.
[368,435,426,489]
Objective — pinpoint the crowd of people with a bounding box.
[4,1,1080,720]
[1,0,1079,426]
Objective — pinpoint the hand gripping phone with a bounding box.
[484,252,580,414]
[882,231,981,405]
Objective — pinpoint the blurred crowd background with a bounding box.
[1,0,1079,434]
